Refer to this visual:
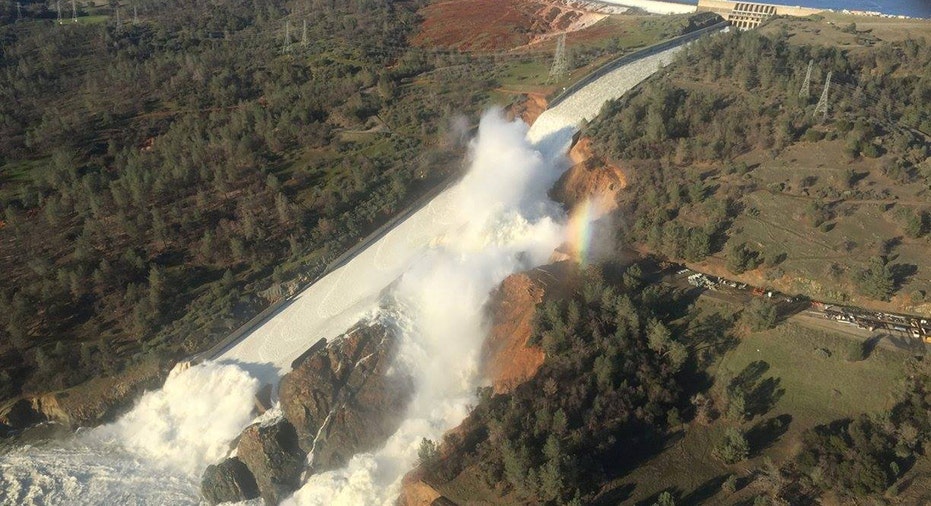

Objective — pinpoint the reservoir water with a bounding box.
[679,0,931,18]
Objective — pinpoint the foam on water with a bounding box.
[285,110,569,506]
[1,361,258,504]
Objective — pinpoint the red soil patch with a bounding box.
[482,272,546,393]
[481,264,575,393]
[412,0,604,52]
[505,92,549,125]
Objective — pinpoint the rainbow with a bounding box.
[566,199,597,267]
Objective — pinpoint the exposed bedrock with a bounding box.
[202,321,413,504]
[279,321,413,472]
[201,456,261,504]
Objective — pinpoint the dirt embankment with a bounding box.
[505,92,549,126]
[481,271,548,394]
[400,136,626,503]
[552,136,627,212]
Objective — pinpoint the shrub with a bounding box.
[714,427,750,464]
[745,298,779,331]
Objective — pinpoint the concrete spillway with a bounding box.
[0,30,714,506]
[218,40,693,379]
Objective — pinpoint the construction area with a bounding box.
[680,269,931,343]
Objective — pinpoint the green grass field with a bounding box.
[599,303,908,505]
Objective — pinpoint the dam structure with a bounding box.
[698,0,825,29]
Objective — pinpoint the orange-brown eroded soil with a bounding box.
[505,92,549,126]
[481,271,548,394]
[412,0,607,52]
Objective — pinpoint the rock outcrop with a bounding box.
[236,419,306,505]
[549,136,627,212]
[0,358,169,431]
[201,321,414,504]
[278,322,413,472]
[201,456,260,504]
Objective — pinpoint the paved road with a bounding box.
[664,271,926,355]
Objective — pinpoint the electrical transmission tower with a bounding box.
[799,59,813,99]
[57,0,62,24]
[115,6,121,29]
[16,2,21,21]
[548,34,568,82]
[301,20,307,48]
[814,71,832,120]
[71,0,77,22]
[133,4,138,24]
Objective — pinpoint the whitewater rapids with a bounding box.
[0,43,688,505]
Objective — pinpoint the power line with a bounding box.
[799,59,813,99]
[814,71,832,120]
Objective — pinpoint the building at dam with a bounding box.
[697,0,825,29]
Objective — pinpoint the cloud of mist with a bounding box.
[87,362,260,477]
[285,108,570,505]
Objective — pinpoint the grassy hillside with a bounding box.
[584,16,931,316]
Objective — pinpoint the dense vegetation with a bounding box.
[585,28,931,303]
[419,266,738,503]
[0,0,504,399]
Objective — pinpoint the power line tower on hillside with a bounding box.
[57,0,62,24]
[799,59,813,99]
[301,20,308,48]
[115,6,121,30]
[814,71,832,120]
[133,4,138,25]
[16,2,21,21]
[548,34,568,82]
[71,0,77,22]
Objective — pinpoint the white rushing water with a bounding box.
[0,42,690,506]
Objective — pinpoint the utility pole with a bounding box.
[57,0,62,24]
[799,59,813,99]
[301,19,307,48]
[16,2,21,21]
[284,20,291,53]
[115,5,120,29]
[548,34,568,82]
[133,4,138,24]
[814,71,832,120]
[72,0,77,23]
